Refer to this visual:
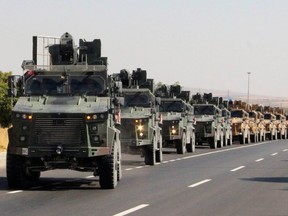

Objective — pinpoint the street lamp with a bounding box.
[247,72,251,104]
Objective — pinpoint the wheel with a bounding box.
[156,136,163,163]
[99,141,118,189]
[228,130,233,146]
[176,132,186,154]
[239,134,245,144]
[217,133,223,148]
[117,141,122,181]
[223,134,228,147]
[246,133,251,144]
[6,153,38,189]
[144,144,156,165]
[209,136,217,149]
[186,133,196,153]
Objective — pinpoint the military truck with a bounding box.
[156,84,196,154]
[191,93,224,149]
[263,106,278,140]
[229,101,251,144]
[275,113,287,139]
[6,32,122,189]
[114,69,163,165]
[247,110,260,143]
[221,107,233,146]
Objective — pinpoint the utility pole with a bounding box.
[247,72,251,104]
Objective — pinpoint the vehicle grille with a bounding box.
[195,122,205,134]
[120,119,136,139]
[162,121,170,136]
[34,117,85,145]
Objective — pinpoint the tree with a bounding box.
[0,71,13,128]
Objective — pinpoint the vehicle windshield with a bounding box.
[264,114,271,120]
[231,110,244,118]
[25,74,106,96]
[160,101,184,112]
[124,91,152,107]
[249,112,256,118]
[194,105,215,115]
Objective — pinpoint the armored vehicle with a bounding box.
[230,109,250,144]
[221,107,233,146]
[157,85,196,154]
[275,113,287,139]
[263,112,278,140]
[262,106,278,140]
[192,93,224,149]
[247,111,260,143]
[115,69,162,165]
[7,33,122,189]
[228,100,251,144]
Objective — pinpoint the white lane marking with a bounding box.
[123,141,278,171]
[230,166,245,172]
[255,158,264,162]
[283,149,288,152]
[188,179,211,188]
[176,158,182,161]
[86,175,95,179]
[136,166,144,169]
[113,204,149,216]
[271,153,278,156]
[7,190,23,194]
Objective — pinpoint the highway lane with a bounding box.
[0,140,287,216]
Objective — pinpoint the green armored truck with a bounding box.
[156,84,196,154]
[114,69,163,165]
[7,32,122,189]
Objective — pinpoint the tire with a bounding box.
[117,142,122,182]
[228,131,233,146]
[176,133,186,154]
[209,136,217,149]
[156,136,163,163]
[6,153,37,189]
[144,144,156,165]
[239,134,245,144]
[99,141,118,189]
[246,133,251,144]
[217,133,223,148]
[186,133,196,153]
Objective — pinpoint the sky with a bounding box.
[1,0,288,98]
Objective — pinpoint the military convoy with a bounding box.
[6,32,288,190]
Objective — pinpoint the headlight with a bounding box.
[135,119,148,139]
[86,112,108,122]
[170,125,179,135]
[15,112,33,121]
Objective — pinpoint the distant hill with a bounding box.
[184,86,288,110]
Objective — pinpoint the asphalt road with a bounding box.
[0,140,288,216]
